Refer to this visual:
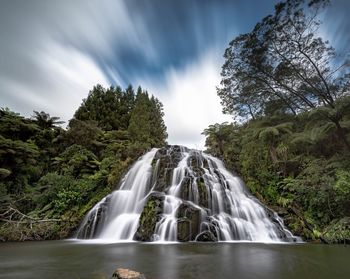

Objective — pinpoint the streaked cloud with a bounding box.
[139,51,232,149]
[0,0,349,147]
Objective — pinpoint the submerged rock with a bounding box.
[112,268,146,279]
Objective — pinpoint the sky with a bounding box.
[1,0,349,149]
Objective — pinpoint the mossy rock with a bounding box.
[134,193,164,241]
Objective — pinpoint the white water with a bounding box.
[77,146,297,243]
[76,149,158,241]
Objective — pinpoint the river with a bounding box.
[0,241,349,279]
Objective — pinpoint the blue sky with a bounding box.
[0,0,349,148]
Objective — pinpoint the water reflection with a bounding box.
[0,241,349,279]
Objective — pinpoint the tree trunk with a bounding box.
[269,146,278,164]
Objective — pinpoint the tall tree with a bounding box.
[73,84,134,131]
[149,96,168,146]
[128,87,167,147]
[218,0,350,149]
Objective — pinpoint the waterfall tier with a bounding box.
[76,146,298,243]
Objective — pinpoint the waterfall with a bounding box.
[76,146,299,243]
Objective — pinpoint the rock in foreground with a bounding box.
[112,268,146,279]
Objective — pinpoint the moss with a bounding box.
[134,194,164,241]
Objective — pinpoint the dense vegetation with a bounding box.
[204,0,350,243]
[0,85,167,241]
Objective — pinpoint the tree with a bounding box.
[32,111,64,129]
[128,87,167,147]
[1,108,39,141]
[73,84,135,131]
[149,96,168,147]
[218,0,350,149]
[65,119,103,153]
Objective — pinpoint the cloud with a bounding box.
[139,50,232,149]
[1,0,348,149]
[0,0,136,123]
[1,41,110,124]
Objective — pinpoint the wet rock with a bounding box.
[189,152,205,176]
[196,230,217,242]
[112,268,146,279]
[197,177,208,208]
[179,175,193,201]
[76,196,110,239]
[134,193,164,241]
[176,202,201,241]
[152,146,187,192]
[177,219,191,241]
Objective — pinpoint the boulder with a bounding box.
[196,230,217,242]
[112,268,146,279]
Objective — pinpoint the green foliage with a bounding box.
[65,119,103,151]
[203,0,350,242]
[128,88,167,147]
[73,84,135,131]
[54,144,100,178]
[32,111,64,129]
[218,0,350,150]
[323,217,350,244]
[0,82,168,241]
[334,170,350,196]
[203,99,350,241]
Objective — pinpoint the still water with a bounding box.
[0,241,349,279]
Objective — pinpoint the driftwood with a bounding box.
[0,206,61,225]
[0,205,67,241]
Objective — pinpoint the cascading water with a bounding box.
[76,145,298,243]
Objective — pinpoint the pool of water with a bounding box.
[0,241,349,279]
